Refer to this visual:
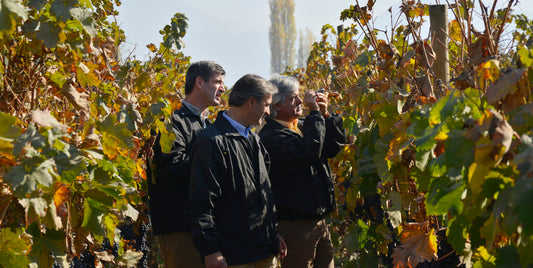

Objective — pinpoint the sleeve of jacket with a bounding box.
[321,113,347,159]
[150,117,191,185]
[261,111,325,171]
[186,135,225,257]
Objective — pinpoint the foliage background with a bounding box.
[0,0,532,267]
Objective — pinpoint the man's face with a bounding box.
[249,95,272,126]
[200,73,225,106]
[275,90,302,121]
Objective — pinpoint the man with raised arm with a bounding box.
[259,74,346,268]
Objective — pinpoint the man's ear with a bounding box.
[195,76,204,89]
[247,97,256,108]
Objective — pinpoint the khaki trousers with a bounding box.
[229,256,277,268]
[278,219,334,268]
[157,232,203,268]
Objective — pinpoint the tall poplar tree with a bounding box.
[297,28,315,68]
[269,0,296,74]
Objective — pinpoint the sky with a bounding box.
[116,0,533,88]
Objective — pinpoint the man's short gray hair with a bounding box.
[269,74,300,118]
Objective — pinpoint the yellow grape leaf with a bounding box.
[392,222,438,268]
[0,138,15,169]
[386,132,412,163]
[146,43,157,52]
[53,183,70,210]
[475,246,497,263]
[449,20,463,43]
[468,137,493,196]
[76,61,101,87]
[136,158,147,180]
[477,59,500,83]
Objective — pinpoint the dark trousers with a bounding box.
[279,219,334,268]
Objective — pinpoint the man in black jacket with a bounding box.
[146,61,225,267]
[187,74,287,268]
[259,75,346,268]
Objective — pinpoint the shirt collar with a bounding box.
[274,119,302,136]
[223,111,251,138]
[181,100,203,118]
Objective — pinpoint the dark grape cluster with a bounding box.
[117,211,156,268]
[70,250,96,268]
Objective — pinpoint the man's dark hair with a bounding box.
[228,74,277,107]
[184,61,226,95]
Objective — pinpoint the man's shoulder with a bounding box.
[171,107,204,125]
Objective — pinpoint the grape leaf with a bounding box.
[392,222,438,268]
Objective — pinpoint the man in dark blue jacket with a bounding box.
[187,74,287,268]
[259,75,346,268]
[146,61,225,267]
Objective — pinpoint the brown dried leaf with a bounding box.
[392,222,438,268]
[343,39,357,58]
[411,41,435,69]
[95,250,116,263]
[489,110,515,164]
[486,68,528,112]
[61,81,90,113]
[416,73,435,99]
[378,40,399,61]
[468,31,491,65]
[31,110,67,130]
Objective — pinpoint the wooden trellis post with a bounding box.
[429,5,450,86]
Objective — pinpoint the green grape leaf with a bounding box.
[100,114,134,158]
[0,112,22,138]
[428,154,447,177]
[411,166,432,192]
[445,130,474,166]
[481,213,500,248]
[155,119,174,154]
[429,90,461,125]
[27,224,66,267]
[28,0,47,9]
[425,177,464,215]
[447,215,469,253]
[81,197,109,240]
[50,0,78,21]
[415,125,438,152]
[518,46,533,67]
[4,158,56,197]
[70,7,96,36]
[0,0,28,37]
[18,197,47,225]
[92,158,118,185]
[114,155,135,185]
[495,246,521,267]
[35,20,62,48]
[415,149,431,171]
[54,150,86,183]
[355,50,373,67]
[0,228,31,267]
